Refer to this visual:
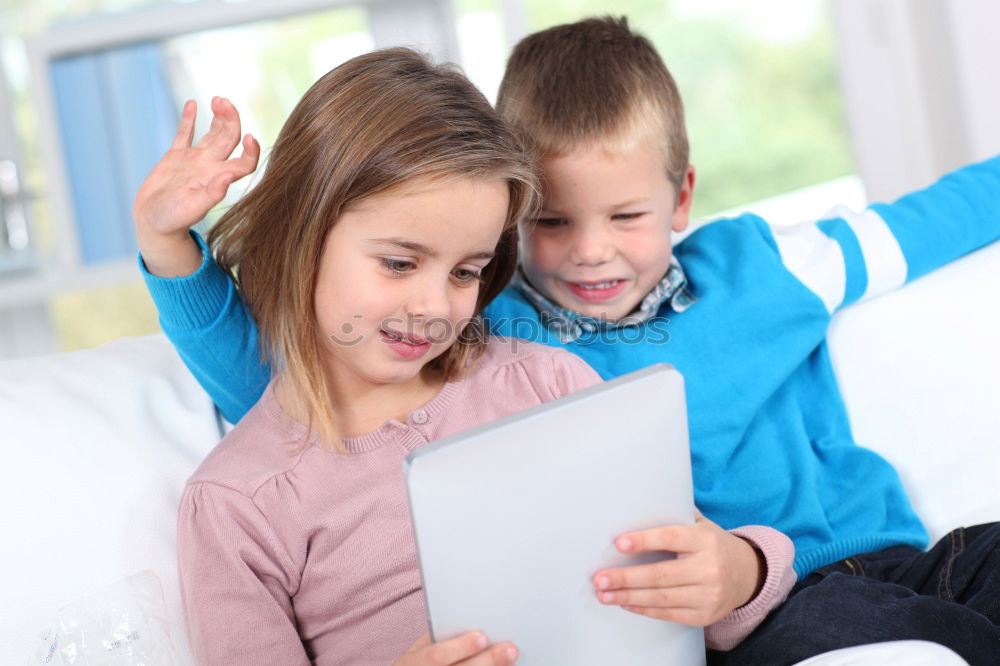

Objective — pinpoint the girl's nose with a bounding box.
[404,277,452,323]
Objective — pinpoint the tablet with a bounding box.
[404,363,705,665]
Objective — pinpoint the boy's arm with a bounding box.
[140,230,270,423]
[134,96,268,423]
[767,155,1000,314]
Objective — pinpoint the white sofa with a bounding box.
[3,240,998,665]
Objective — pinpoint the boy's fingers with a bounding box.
[193,96,222,147]
[171,100,196,150]
[198,96,243,159]
[205,172,236,202]
[226,134,260,176]
[593,558,698,592]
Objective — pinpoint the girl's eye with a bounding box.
[533,217,567,228]
[381,258,415,274]
[452,268,483,285]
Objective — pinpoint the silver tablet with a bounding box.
[404,364,706,665]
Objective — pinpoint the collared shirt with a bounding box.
[509,259,698,343]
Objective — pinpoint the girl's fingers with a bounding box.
[593,557,701,592]
[621,604,709,626]
[614,524,701,555]
[171,100,197,150]
[456,642,519,665]
[417,632,490,664]
[409,633,517,666]
[407,633,432,651]
[596,583,702,609]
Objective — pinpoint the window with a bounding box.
[0,0,460,357]
[0,0,858,356]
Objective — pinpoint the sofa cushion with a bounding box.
[828,240,1000,541]
[0,334,218,663]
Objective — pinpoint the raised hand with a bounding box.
[591,512,764,626]
[394,632,519,666]
[133,96,260,277]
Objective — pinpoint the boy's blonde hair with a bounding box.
[497,16,689,190]
[209,48,537,450]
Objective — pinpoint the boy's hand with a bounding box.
[133,96,260,277]
[592,512,764,627]
[394,632,518,666]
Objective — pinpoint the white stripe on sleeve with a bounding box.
[825,205,908,302]
[770,221,846,314]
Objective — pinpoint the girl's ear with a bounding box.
[671,165,696,233]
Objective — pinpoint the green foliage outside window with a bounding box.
[521,0,854,218]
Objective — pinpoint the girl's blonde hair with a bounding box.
[208,48,538,449]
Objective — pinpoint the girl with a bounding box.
[135,49,793,665]
[137,48,594,665]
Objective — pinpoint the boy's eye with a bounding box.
[381,258,416,274]
[611,212,644,222]
[452,268,483,285]
[532,217,567,228]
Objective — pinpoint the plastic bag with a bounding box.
[28,571,182,666]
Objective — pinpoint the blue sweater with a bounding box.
[142,156,1000,576]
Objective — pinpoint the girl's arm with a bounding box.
[134,97,269,423]
[590,515,796,651]
[700,525,797,651]
[178,483,310,666]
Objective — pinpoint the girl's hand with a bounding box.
[592,512,764,626]
[394,632,519,666]
[133,96,260,277]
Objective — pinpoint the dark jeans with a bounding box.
[708,522,1000,666]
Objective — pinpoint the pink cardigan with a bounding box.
[177,339,794,664]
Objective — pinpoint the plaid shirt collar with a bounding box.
[509,259,697,343]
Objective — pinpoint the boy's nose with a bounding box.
[570,225,614,266]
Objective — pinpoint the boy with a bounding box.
[137,17,1000,662]
[487,18,1000,663]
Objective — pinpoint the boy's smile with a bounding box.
[565,278,629,303]
[519,145,694,321]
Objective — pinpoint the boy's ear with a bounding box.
[671,165,696,233]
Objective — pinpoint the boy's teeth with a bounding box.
[579,280,619,289]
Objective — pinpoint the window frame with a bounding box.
[25,0,462,273]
